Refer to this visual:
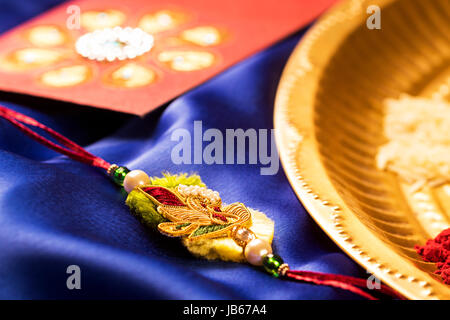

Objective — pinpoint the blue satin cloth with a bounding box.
[0,0,372,299]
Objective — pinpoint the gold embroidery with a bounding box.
[138,185,251,241]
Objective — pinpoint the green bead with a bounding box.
[113,166,130,186]
[262,254,284,277]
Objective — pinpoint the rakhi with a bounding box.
[0,105,405,300]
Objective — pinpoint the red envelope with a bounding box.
[0,0,337,115]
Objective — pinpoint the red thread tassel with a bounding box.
[284,270,405,300]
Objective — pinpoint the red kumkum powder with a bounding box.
[415,228,450,284]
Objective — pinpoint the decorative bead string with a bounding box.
[76,27,154,62]
[0,105,405,300]
[0,106,110,170]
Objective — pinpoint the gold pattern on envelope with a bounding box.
[138,10,187,34]
[81,10,126,31]
[40,65,91,87]
[158,51,215,71]
[0,7,225,88]
[25,25,68,47]
[0,48,63,71]
[180,26,225,47]
[104,63,156,88]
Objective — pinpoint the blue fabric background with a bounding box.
[0,0,375,299]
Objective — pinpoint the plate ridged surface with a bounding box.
[275,0,450,299]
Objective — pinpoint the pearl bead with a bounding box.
[123,170,150,193]
[244,239,272,266]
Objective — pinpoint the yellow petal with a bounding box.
[81,10,126,31]
[158,51,215,71]
[105,63,156,88]
[40,65,91,87]
[0,48,64,71]
[138,10,187,34]
[181,26,224,47]
[26,25,68,47]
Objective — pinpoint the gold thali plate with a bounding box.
[274,0,450,299]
